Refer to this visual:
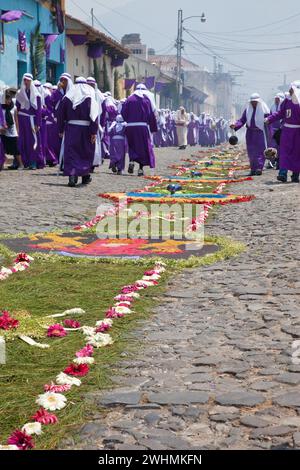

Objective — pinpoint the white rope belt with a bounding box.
[68,120,90,126]
[112,135,125,140]
[126,122,148,127]
[18,112,35,118]
[284,123,300,129]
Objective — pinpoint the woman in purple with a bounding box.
[16,73,43,170]
[266,82,300,183]
[231,93,270,176]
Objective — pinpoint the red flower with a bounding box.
[64,363,89,377]
[32,408,58,425]
[7,429,34,450]
[96,323,111,333]
[47,324,67,338]
[64,319,81,329]
[0,310,19,330]
[14,252,32,264]
[44,382,72,393]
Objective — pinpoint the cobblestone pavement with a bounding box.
[61,162,300,450]
[0,148,192,235]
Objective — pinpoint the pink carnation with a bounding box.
[7,429,34,450]
[114,294,134,302]
[96,323,111,333]
[44,382,72,393]
[32,408,58,425]
[76,344,94,358]
[64,319,81,329]
[121,284,140,294]
[106,308,125,319]
[14,252,32,264]
[47,324,67,338]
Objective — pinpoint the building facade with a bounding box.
[0,0,66,87]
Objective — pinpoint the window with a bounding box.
[76,58,78,66]
[46,62,57,84]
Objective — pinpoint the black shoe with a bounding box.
[291,174,300,183]
[128,163,134,174]
[117,170,123,175]
[255,170,263,176]
[111,164,117,174]
[82,175,92,185]
[249,171,256,176]
[8,165,19,170]
[48,162,57,168]
[277,174,287,183]
[68,176,78,187]
[138,168,144,177]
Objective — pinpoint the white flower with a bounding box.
[56,372,81,387]
[62,308,86,316]
[114,306,132,315]
[14,263,27,271]
[36,392,67,411]
[0,267,11,275]
[96,319,113,328]
[136,280,156,287]
[73,356,95,365]
[0,445,19,450]
[22,422,43,436]
[87,333,113,348]
[142,274,161,281]
[115,300,132,306]
[81,326,96,336]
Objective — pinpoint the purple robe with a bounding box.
[121,95,158,168]
[234,108,268,171]
[0,107,5,168]
[100,100,118,158]
[41,97,58,165]
[187,120,198,146]
[50,89,65,158]
[58,97,98,177]
[267,98,300,172]
[16,93,44,168]
[109,125,127,171]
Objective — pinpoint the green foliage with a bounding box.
[30,23,45,80]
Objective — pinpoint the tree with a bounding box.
[30,24,45,80]
[103,58,111,92]
[114,69,121,100]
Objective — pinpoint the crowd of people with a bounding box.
[0,73,299,186]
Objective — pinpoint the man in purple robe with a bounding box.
[266,82,300,183]
[16,73,43,170]
[100,93,118,159]
[231,93,270,176]
[58,77,99,187]
[121,84,158,176]
[187,113,198,146]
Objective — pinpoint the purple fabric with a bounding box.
[145,76,155,90]
[68,34,87,46]
[58,98,98,177]
[16,95,44,168]
[268,98,300,172]
[155,82,166,93]
[42,34,59,58]
[87,43,103,59]
[109,126,127,171]
[42,95,59,165]
[60,45,65,63]
[0,10,23,23]
[0,108,5,168]
[187,120,198,146]
[18,30,27,52]
[55,2,65,34]
[235,108,267,171]
[121,94,157,168]
[124,79,136,90]
[111,57,124,67]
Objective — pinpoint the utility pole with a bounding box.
[91,8,94,27]
[176,9,183,109]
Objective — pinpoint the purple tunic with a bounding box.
[267,99,300,172]
[58,97,98,177]
[121,95,158,168]
[41,96,58,165]
[234,108,268,171]
[16,93,44,168]
[50,89,65,159]
[187,120,198,146]
[109,125,127,171]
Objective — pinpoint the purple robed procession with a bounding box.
[109,122,127,172]
[121,90,157,169]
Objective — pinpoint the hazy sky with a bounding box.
[67,0,300,104]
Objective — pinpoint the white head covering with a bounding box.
[134,83,156,112]
[43,82,53,93]
[290,81,300,105]
[0,85,9,105]
[34,80,50,106]
[16,73,39,110]
[246,93,270,130]
[271,93,284,113]
[65,76,98,122]
[109,114,126,133]
[86,77,105,116]
[59,73,74,95]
